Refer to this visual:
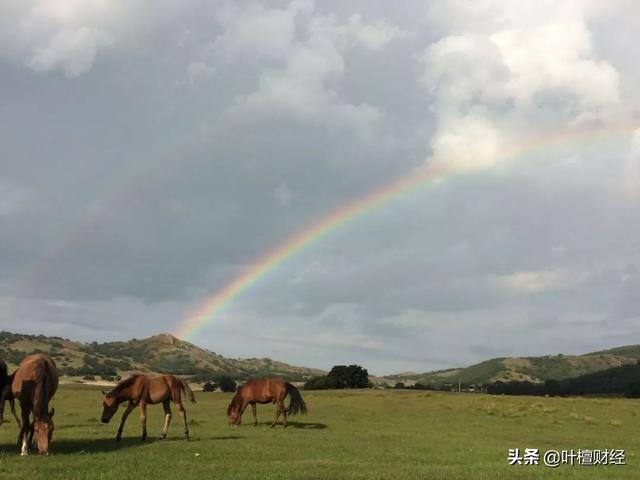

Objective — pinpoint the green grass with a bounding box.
[0,386,638,479]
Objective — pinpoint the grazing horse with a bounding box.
[101,374,195,441]
[11,354,59,455]
[0,359,21,428]
[227,378,307,427]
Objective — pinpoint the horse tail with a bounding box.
[179,379,196,403]
[285,382,307,416]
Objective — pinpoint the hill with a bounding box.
[382,345,640,387]
[0,331,325,382]
[487,361,640,397]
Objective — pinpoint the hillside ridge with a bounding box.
[381,345,640,386]
[0,330,325,381]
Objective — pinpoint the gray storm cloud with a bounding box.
[0,0,639,374]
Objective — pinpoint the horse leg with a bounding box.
[27,420,34,447]
[251,403,257,426]
[10,399,21,429]
[280,399,288,428]
[160,399,172,440]
[139,401,148,441]
[18,404,30,456]
[270,403,282,428]
[237,401,250,426]
[0,386,9,424]
[116,402,136,441]
[176,401,190,441]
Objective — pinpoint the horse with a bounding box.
[11,354,59,455]
[227,378,307,427]
[101,374,196,441]
[0,359,21,428]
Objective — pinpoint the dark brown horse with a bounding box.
[101,374,195,441]
[227,378,307,427]
[0,359,21,428]
[11,354,59,455]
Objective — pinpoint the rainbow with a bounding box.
[175,119,639,340]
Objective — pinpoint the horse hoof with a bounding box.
[115,437,122,442]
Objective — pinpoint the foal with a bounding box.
[101,374,195,441]
[11,354,59,455]
[227,378,307,427]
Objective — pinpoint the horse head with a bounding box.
[33,408,55,455]
[101,392,119,423]
[227,400,241,425]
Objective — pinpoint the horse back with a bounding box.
[240,378,287,403]
[11,354,59,404]
[142,375,173,404]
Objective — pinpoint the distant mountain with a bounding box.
[382,345,640,386]
[0,331,325,382]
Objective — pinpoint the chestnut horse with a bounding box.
[0,359,21,428]
[227,378,307,427]
[101,374,195,441]
[11,354,59,455]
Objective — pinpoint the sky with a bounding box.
[1,0,639,375]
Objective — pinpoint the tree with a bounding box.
[304,375,339,390]
[218,376,236,392]
[202,382,216,392]
[328,365,371,389]
[305,364,371,390]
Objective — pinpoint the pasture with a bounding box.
[0,385,638,479]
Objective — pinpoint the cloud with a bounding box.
[348,15,405,50]
[420,0,621,171]
[0,0,119,76]
[0,183,34,216]
[492,269,588,294]
[26,26,113,76]
[222,2,395,141]
[1,0,640,375]
[273,181,294,207]
[0,0,185,77]
[186,61,215,84]
[210,1,310,61]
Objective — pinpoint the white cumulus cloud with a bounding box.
[420,0,621,172]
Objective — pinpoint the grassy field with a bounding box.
[0,385,638,479]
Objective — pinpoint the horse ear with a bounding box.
[101,390,107,396]
[49,408,55,418]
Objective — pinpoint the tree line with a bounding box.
[486,361,640,397]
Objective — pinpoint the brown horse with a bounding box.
[227,378,307,427]
[11,354,59,455]
[101,374,195,441]
[0,359,21,428]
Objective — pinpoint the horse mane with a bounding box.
[106,374,143,398]
[33,357,52,418]
[227,391,241,415]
